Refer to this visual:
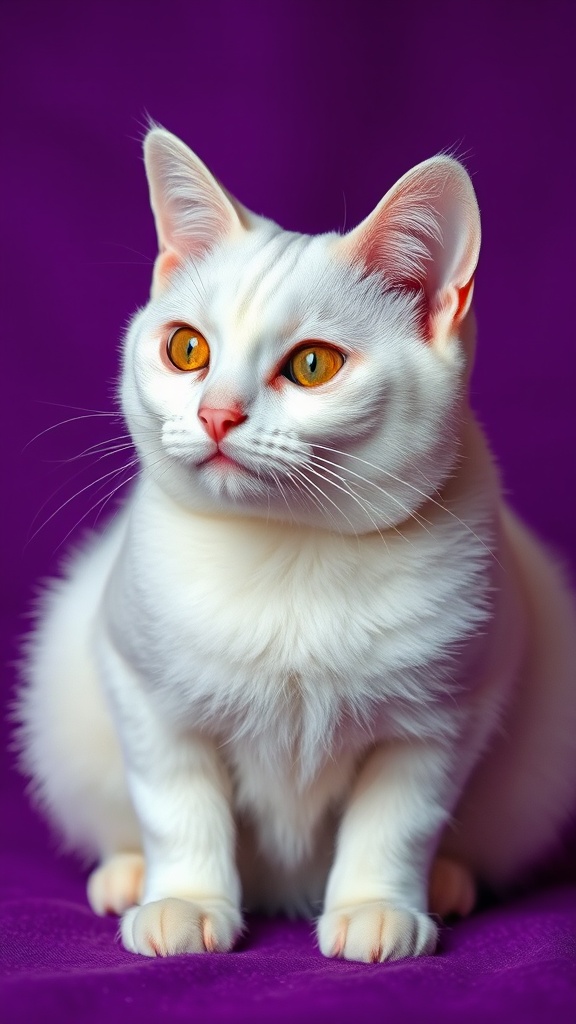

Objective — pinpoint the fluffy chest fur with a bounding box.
[103,474,495,784]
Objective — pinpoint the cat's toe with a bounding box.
[87,852,145,916]
[318,901,437,963]
[120,897,242,956]
[428,855,476,919]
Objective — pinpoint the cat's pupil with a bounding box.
[306,352,317,373]
[186,338,198,358]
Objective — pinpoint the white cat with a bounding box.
[18,127,576,963]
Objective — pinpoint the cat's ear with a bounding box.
[144,127,246,293]
[341,156,481,343]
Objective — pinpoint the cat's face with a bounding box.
[120,129,480,534]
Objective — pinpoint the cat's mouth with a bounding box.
[196,451,259,477]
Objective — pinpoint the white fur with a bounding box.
[17,129,576,963]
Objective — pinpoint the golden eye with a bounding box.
[167,326,210,371]
[284,344,345,387]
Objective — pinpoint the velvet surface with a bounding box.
[2,1,575,1020]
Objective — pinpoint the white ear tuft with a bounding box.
[144,127,244,289]
[341,156,481,341]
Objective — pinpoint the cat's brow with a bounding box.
[231,233,309,330]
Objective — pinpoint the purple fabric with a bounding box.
[2,1,576,1020]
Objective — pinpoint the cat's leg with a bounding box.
[99,639,242,957]
[118,718,242,956]
[317,738,466,963]
[428,855,476,919]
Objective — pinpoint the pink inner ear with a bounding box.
[425,277,475,342]
[354,187,437,293]
[151,249,187,296]
[156,250,181,281]
[341,157,481,343]
[454,277,474,323]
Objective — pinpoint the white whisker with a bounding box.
[34,400,125,415]
[23,413,126,451]
[283,465,342,534]
[302,462,389,549]
[311,442,496,560]
[310,453,426,542]
[268,468,295,524]
[28,449,134,533]
[52,448,171,553]
[26,461,140,546]
[53,468,139,554]
[285,460,366,539]
[47,441,136,466]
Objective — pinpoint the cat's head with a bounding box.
[120,127,480,534]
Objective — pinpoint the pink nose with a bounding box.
[198,406,247,444]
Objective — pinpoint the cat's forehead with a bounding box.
[173,227,365,348]
[216,229,315,315]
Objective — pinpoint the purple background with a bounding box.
[2,1,575,1020]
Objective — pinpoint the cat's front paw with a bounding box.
[88,852,145,916]
[120,897,242,956]
[317,900,438,963]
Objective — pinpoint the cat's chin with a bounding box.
[190,453,268,507]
